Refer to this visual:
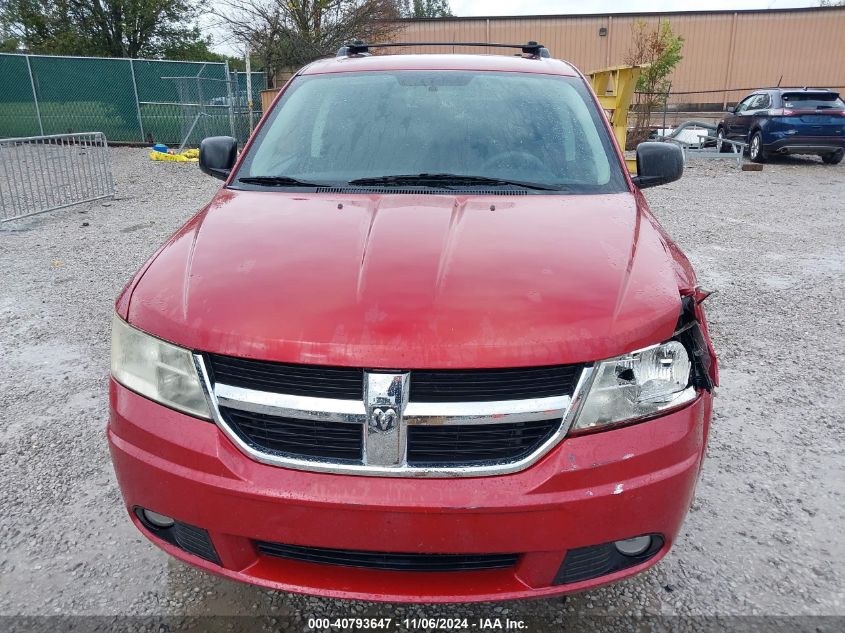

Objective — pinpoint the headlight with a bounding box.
[570,341,696,433]
[111,315,211,419]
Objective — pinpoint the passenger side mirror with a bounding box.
[631,142,684,189]
[199,136,237,180]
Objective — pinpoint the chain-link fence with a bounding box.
[0,53,266,146]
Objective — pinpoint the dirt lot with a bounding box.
[1,149,843,628]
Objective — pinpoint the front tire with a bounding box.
[822,149,844,165]
[716,128,730,153]
[749,131,767,163]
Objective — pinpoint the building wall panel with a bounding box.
[392,8,845,107]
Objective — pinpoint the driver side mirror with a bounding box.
[631,141,684,189]
[726,105,736,113]
[199,136,237,180]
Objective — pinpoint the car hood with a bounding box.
[125,189,690,368]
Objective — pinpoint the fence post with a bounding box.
[129,59,146,142]
[224,61,236,138]
[245,48,254,135]
[25,55,44,136]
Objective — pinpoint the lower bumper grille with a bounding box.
[407,420,559,465]
[553,535,664,585]
[256,541,519,572]
[221,407,363,462]
[135,508,220,565]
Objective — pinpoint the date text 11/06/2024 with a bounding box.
[308,618,528,630]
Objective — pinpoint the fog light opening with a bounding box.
[614,535,652,557]
[141,508,175,529]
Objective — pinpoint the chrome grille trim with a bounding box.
[215,382,571,427]
[195,354,595,478]
[404,396,570,426]
[215,383,366,424]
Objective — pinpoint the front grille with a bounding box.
[407,420,559,465]
[220,407,363,462]
[410,364,584,401]
[256,541,519,571]
[205,353,584,474]
[207,352,582,401]
[206,353,363,399]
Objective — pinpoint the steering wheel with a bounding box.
[479,150,551,178]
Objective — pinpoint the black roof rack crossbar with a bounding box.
[337,41,551,58]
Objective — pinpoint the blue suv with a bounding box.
[716,88,845,164]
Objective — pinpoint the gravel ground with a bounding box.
[0,148,843,629]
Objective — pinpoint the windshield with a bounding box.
[234,70,627,193]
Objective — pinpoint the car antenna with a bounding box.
[776,75,782,87]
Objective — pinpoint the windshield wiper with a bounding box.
[237,175,328,187]
[347,173,565,191]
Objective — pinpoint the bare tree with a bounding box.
[213,0,403,84]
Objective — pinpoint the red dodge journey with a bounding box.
[108,41,718,602]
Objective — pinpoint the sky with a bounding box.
[208,0,823,56]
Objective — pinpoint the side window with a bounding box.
[736,96,755,113]
[758,94,772,109]
[747,94,768,111]
[748,94,769,110]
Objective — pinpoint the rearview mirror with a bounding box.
[631,142,684,189]
[199,136,237,180]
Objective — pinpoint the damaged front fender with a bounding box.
[676,291,719,389]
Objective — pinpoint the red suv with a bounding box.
[108,42,718,602]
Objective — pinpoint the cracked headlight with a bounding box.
[111,315,211,419]
[570,341,696,434]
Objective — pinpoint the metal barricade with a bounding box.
[0,132,114,223]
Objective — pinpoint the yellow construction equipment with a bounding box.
[587,64,648,173]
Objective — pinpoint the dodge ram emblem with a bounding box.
[369,407,397,432]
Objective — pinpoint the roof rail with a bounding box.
[765,86,833,91]
[336,41,551,59]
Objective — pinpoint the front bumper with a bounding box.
[108,378,711,602]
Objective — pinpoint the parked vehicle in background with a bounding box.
[716,88,845,164]
[209,90,250,109]
[108,42,717,602]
